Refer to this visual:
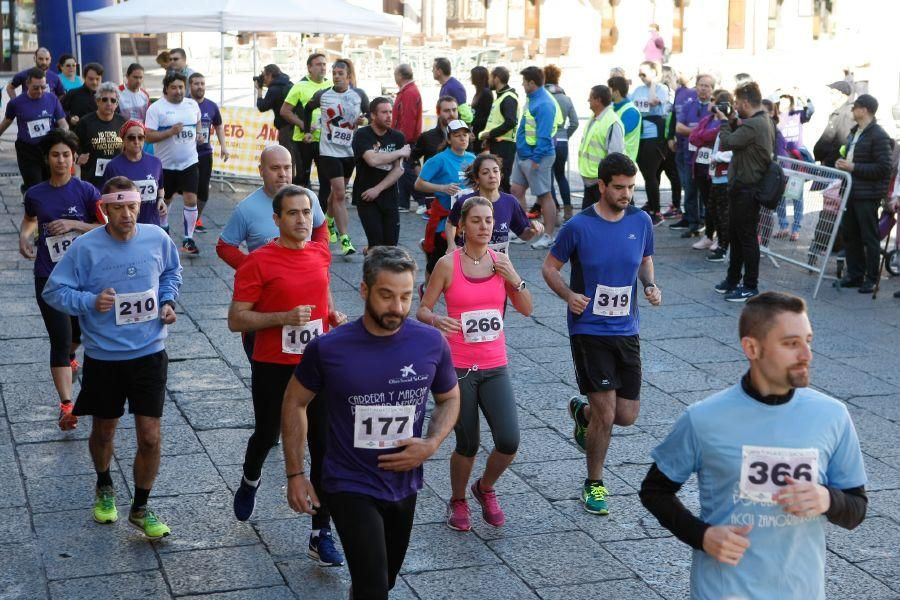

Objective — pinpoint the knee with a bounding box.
[615,409,639,427]
[91,426,116,446]
[453,425,480,458]
[136,432,161,455]
[492,429,520,456]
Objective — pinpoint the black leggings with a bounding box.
[454,366,519,457]
[656,143,681,209]
[326,492,417,600]
[636,138,665,213]
[358,199,399,247]
[16,140,48,193]
[709,183,730,251]
[34,276,80,368]
[246,361,330,529]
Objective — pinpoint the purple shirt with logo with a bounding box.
[196,98,222,157]
[449,191,530,249]
[10,68,65,97]
[5,92,65,144]
[101,153,165,226]
[23,178,100,277]
[677,97,711,157]
[294,318,457,502]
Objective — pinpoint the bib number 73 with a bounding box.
[739,445,819,504]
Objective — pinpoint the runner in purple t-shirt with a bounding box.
[102,120,166,227]
[18,129,100,431]
[189,74,229,230]
[0,67,68,192]
[282,246,460,600]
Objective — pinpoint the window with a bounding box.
[727,0,746,49]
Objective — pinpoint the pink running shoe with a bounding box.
[471,479,505,527]
[446,498,472,531]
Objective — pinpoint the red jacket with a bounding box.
[392,81,422,144]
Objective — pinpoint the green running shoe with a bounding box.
[129,506,171,539]
[340,234,356,256]
[93,486,118,524]
[568,395,588,453]
[327,216,338,243]
[582,482,609,515]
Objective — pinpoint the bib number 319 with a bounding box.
[353,404,416,449]
[281,318,322,355]
[739,445,819,504]
[592,284,631,317]
[115,289,158,325]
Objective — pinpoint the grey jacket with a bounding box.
[545,84,579,142]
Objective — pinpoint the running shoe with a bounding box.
[668,218,690,230]
[724,286,759,303]
[773,229,789,239]
[58,401,78,431]
[327,216,338,243]
[93,486,118,523]
[471,479,505,527]
[446,498,472,531]
[661,207,682,218]
[339,235,356,256]
[706,248,727,263]
[232,479,258,522]
[530,234,554,250]
[128,506,171,539]
[181,238,199,256]
[567,395,588,453]
[582,482,609,515]
[195,218,206,233]
[398,206,410,213]
[650,212,664,227]
[416,204,428,215]
[692,237,714,250]
[308,529,345,566]
[526,208,541,220]
[508,231,526,245]
[714,279,736,294]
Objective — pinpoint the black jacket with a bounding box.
[846,120,893,202]
[410,126,446,166]
[256,73,293,129]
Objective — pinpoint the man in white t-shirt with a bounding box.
[146,72,202,256]
[118,63,151,122]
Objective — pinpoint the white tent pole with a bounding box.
[252,32,257,105]
[219,32,225,105]
[76,33,83,66]
[398,11,404,62]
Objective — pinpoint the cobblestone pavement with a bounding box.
[1,166,899,599]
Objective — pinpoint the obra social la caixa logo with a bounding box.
[389,363,428,385]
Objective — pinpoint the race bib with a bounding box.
[174,125,196,145]
[633,99,650,112]
[94,157,111,177]
[592,284,632,317]
[281,318,323,355]
[739,445,819,504]
[687,143,698,152]
[784,176,804,202]
[46,231,79,263]
[461,309,504,343]
[453,187,473,207]
[27,118,51,139]
[331,127,353,147]
[695,147,712,165]
[488,240,509,255]
[115,288,158,325]
[133,178,158,202]
[353,404,416,449]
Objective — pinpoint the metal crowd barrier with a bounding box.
[757,156,852,299]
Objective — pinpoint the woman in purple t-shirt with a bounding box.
[101,120,166,227]
[18,130,101,430]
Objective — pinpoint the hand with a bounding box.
[527,220,544,238]
[157,199,168,218]
[76,153,89,166]
[283,304,315,327]
[835,158,853,172]
[45,219,76,236]
[329,310,348,327]
[567,291,591,315]
[361,187,381,202]
[492,252,520,286]
[303,133,313,143]
[702,525,752,566]
[433,315,462,335]
[357,115,368,126]
[399,144,411,159]
[377,438,437,471]
[644,285,662,306]
[18,235,35,259]
[713,108,727,121]
[70,115,80,125]
[772,476,831,518]
[170,122,184,136]
[221,148,230,162]
[444,183,460,196]
[95,288,116,312]
[160,303,177,325]
[530,160,540,171]
[286,475,320,515]
[667,139,676,152]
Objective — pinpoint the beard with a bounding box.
[786,365,810,389]
[365,297,407,331]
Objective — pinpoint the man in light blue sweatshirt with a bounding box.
[43,177,183,540]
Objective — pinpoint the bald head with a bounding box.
[35,47,51,71]
[259,145,293,197]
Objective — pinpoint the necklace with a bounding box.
[462,246,488,265]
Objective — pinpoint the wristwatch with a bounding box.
[644,283,657,293]
[514,280,527,292]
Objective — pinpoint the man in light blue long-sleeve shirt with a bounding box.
[43,179,182,540]
[511,66,559,249]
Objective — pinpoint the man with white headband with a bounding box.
[42,180,183,540]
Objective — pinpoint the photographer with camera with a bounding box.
[256,64,294,151]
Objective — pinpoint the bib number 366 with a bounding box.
[739,445,819,503]
[115,289,158,325]
[281,318,322,355]
[353,404,416,449]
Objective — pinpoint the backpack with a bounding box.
[756,160,787,210]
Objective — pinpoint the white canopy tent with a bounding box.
[75,0,404,102]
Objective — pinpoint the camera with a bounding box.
[715,101,732,117]
[252,73,265,88]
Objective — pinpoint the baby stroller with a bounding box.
[881,205,899,276]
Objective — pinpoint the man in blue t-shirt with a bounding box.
[281,246,460,600]
[640,292,868,600]
[542,152,662,516]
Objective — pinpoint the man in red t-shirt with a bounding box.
[227,184,347,567]
[393,64,423,212]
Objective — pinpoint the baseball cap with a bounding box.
[447,119,470,133]
[827,80,852,96]
[852,93,878,113]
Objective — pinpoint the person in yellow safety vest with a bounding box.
[280,53,332,197]
[511,66,562,250]
[607,75,642,163]
[579,84,626,208]
[478,66,519,193]
[433,57,474,125]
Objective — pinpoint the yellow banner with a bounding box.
[211,106,281,179]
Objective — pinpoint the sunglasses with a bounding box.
[125,134,145,141]
[99,97,118,104]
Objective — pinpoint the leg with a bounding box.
[89,417,120,474]
[16,141,45,193]
[477,367,519,489]
[509,155,529,211]
[661,146,681,209]
[357,201,383,249]
[857,199,881,283]
[383,494,417,592]
[243,362,292,482]
[132,415,161,491]
[329,177,349,235]
[696,176,713,239]
[739,192,761,290]
[313,148,330,214]
[294,140,311,187]
[677,154,698,228]
[583,183,600,208]
[307,393,331,530]
[713,184,730,251]
[726,187,746,285]
[553,141,572,207]
[382,201,400,247]
[34,277,74,405]
[636,139,664,213]
[537,192,558,237]
[327,493,390,600]
[196,153,213,217]
[451,368,481,500]
[241,331,255,364]
[792,195,804,233]
[494,141,516,194]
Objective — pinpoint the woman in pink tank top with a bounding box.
[417,196,533,532]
